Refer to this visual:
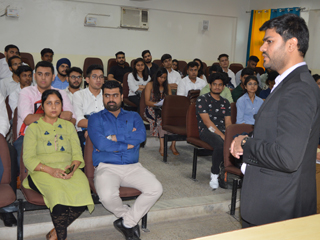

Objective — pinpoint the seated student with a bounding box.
[193,58,207,82]
[259,71,279,100]
[23,89,94,240]
[236,75,263,125]
[128,58,151,111]
[142,50,159,78]
[107,51,133,84]
[0,44,20,81]
[177,61,207,97]
[218,53,236,87]
[9,65,33,114]
[51,58,71,89]
[64,67,83,103]
[196,73,232,189]
[0,56,22,98]
[161,54,181,94]
[172,59,183,77]
[88,81,163,240]
[144,68,179,156]
[72,65,104,153]
[231,68,254,102]
[235,55,261,87]
[313,74,320,89]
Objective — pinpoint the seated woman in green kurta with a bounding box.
[22,89,94,240]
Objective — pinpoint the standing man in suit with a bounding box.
[231,14,320,228]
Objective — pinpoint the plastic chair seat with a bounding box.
[162,125,186,136]
[186,137,213,150]
[0,184,15,207]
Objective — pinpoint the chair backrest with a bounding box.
[0,134,11,184]
[230,102,237,124]
[255,67,265,75]
[229,63,243,74]
[186,103,200,139]
[5,96,12,121]
[83,57,104,78]
[83,136,96,193]
[130,59,135,69]
[19,146,28,183]
[20,52,35,70]
[153,59,162,67]
[107,58,129,73]
[122,72,131,98]
[139,88,147,121]
[178,60,187,75]
[162,95,190,127]
[13,108,18,142]
[223,124,253,175]
[187,89,200,103]
[202,62,207,76]
[0,52,4,59]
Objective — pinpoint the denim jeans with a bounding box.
[13,136,24,170]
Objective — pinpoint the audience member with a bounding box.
[9,65,33,114]
[144,68,179,156]
[177,61,206,97]
[193,58,207,81]
[172,59,183,77]
[73,64,104,153]
[259,68,271,90]
[235,55,261,86]
[0,56,22,98]
[64,67,83,102]
[40,48,54,63]
[231,68,255,102]
[88,81,163,240]
[23,89,94,240]
[141,50,159,78]
[259,71,279,100]
[236,75,263,125]
[196,73,232,189]
[218,54,236,87]
[128,58,151,112]
[161,54,181,93]
[0,44,20,81]
[107,51,133,84]
[51,58,71,89]
[313,74,320,89]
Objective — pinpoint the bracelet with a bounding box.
[40,164,45,172]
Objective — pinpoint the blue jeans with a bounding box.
[13,136,24,170]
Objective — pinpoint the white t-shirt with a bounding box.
[0,93,9,137]
[127,73,151,97]
[0,76,20,98]
[167,69,182,84]
[177,76,207,97]
[0,58,12,81]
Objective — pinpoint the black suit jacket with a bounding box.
[241,65,320,225]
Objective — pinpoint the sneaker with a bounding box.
[209,173,219,189]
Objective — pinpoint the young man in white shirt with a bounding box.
[64,67,83,103]
[0,44,20,81]
[218,54,236,88]
[161,54,181,94]
[0,56,22,98]
[177,61,207,97]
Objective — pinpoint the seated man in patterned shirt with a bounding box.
[196,73,232,189]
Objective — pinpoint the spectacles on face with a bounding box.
[247,82,258,86]
[70,75,82,80]
[91,75,104,80]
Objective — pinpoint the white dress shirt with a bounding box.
[0,58,12,81]
[226,69,236,87]
[127,73,151,97]
[0,76,20,98]
[177,76,207,97]
[0,93,10,137]
[167,69,182,84]
[9,86,21,115]
[64,86,74,103]
[72,88,104,128]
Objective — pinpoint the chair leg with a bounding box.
[230,178,238,216]
[163,135,168,163]
[192,148,198,180]
[17,199,24,240]
[141,213,149,232]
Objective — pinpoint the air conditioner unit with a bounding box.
[121,7,149,30]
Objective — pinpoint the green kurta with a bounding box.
[22,117,94,213]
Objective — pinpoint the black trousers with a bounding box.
[199,128,224,174]
[128,94,141,113]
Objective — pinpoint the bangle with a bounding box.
[40,164,45,172]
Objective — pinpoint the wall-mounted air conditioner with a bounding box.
[120,7,149,30]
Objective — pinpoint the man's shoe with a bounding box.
[113,218,141,240]
[0,213,17,227]
[133,224,140,238]
[209,173,219,190]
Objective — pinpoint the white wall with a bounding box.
[0,0,251,72]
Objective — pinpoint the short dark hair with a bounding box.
[16,65,33,77]
[172,59,179,64]
[218,54,229,61]
[259,14,309,57]
[115,51,125,57]
[266,71,279,84]
[241,68,255,77]
[248,56,259,63]
[5,44,19,53]
[67,67,83,77]
[208,72,227,85]
[313,74,320,82]
[41,89,63,107]
[8,56,21,68]
[161,54,172,63]
[187,61,198,69]
[86,64,104,77]
[41,48,54,57]
[35,61,54,74]
[244,75,259,86]
[102,80,123,95]
[209,64,223,73]
[141,50,151,58]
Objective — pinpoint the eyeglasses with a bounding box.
[247,82,258,86]
[70,75,82,80]
[91,75,104,80]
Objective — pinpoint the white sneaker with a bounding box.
[209,173,219,189]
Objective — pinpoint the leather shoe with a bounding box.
[0,212,17,227]
[133,224,140,238]
[113,218,141,240]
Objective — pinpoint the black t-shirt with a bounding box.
[108,65,133,83]
[148,62,159,78]
[196,93,231,134]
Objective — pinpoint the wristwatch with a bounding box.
[241,136,249,147]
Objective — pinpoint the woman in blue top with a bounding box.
[236,75,263,125]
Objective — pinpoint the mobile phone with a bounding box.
[65,165,75,174]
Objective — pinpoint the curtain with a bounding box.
[270,7,300,19]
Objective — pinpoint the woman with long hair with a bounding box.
[193,58,207,81]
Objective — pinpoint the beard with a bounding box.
[105,101,121,112]
[58,70,67,77]
[69,81,81,89]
